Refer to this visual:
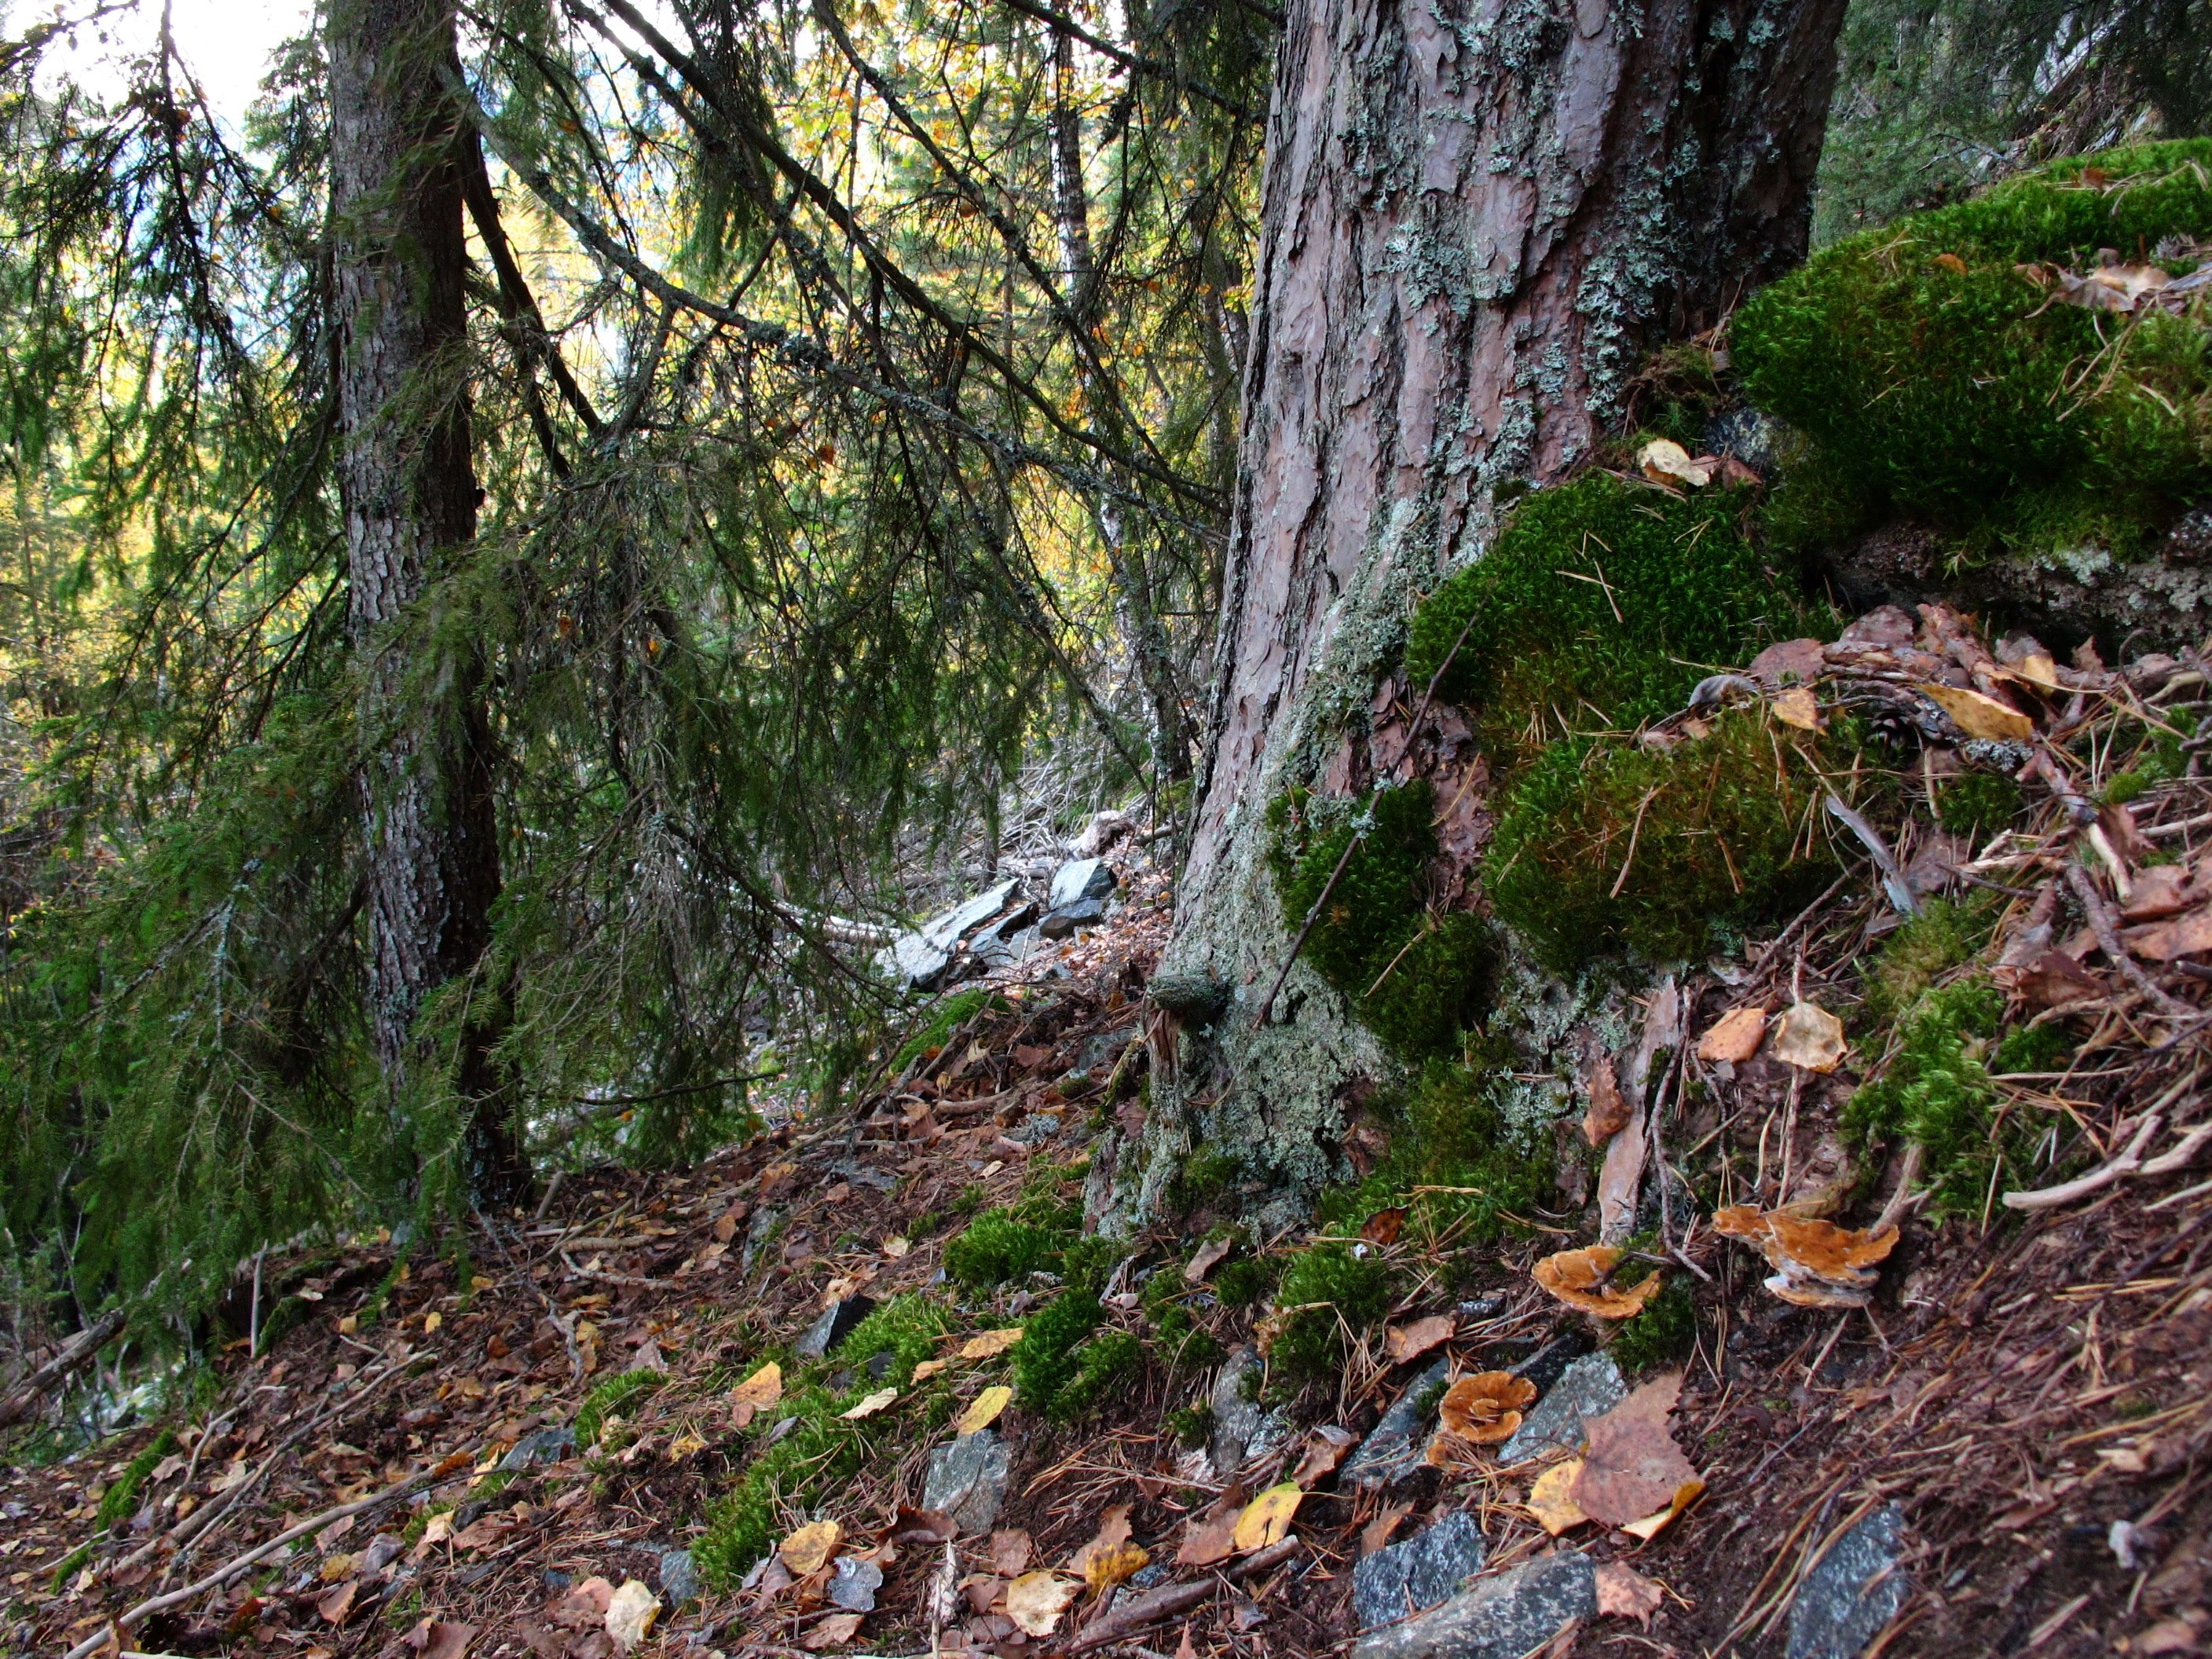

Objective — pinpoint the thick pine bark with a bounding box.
[328,0,526,1207]
[1123,0,1846,1222]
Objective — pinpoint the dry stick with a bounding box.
[1060,1536,1305,1655]
[63,1457,484,1659]
[1251,608,1482,1029]
[2064,862,2196,1022]
[1609,786,1663,899]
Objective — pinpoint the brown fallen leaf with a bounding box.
[1771,686,1823,731]
[989,1529,1033,1577]
[1767,1001,1847,1073]
[911,1358,950,1382]
[803,1612,865,1650]
[2122,905,2212,963]
[1068,1504,1135,1574]
[1638,437,1719,488]
[404,1621,475,1659]
[1383,1314,1456,1365]
[548,1578,617,1628]
[1360,1207,1407,1246]
[1360,1500,1414,1557]
[1696,1005,1768,1065]
[1177,1485,1246,1567]
[1232,1483,1302,1551]
[1917,681,2034,742]
[955,1385,1013,1436]
[1289,1425,1359,1488]
[1185,1236,1235,1283]
[1582,1054,1629,1147]
[1533,1246,1663,1320]
[960,1572,1005,1616]
[1594,1562,1665,1628]
[317,1580,361,1626]
[1527,1459,1590,1535]
[2003,949,2107,1009]
[1570,1373,1704,1529]
[959,1328,1024,1360]
[780,1521,843,1576]
[1437,1372,1536,1444]
[1004,1573,1082,1637]
[894,1507,957,1544]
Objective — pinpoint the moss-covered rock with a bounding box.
[1404,473,1806,767]
[1485,708,1847,972]
[1735,141,2212,565]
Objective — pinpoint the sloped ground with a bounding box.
[9,614,2212,1659]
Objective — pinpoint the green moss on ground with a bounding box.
[1009,1291,1134,1423]
[1142,1269,1227,1368]
[94,1428,177,1532]
[1735,140,2212,562]
[943,1207,1066,1287]
[1861,898,1994,1027]
[1268,782,1499,1059]
[574,1368,665,1448]
[1267,1243,1393,1386]
[893,988,1005,1071]
[1485,709,1847,972]
[1936,771,2025,840]
[1610,1279,1697,1374]
[1404,474,1807,766]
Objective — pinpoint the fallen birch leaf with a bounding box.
[316,1580,360,1626]
[2122,905,2212,963]
[1005,1573,1082,1637]
[1084,1541,1150,1594]
[911,1358,950,1382]
[1638,438,1719,488]
[1594,1561,1665,1627]
[1768,1001,1847,1073]
[990,1529,1034,1577]
[734,1361,783,1409]
[956,1385,1013,1436]
[803,1612,864,1650]
[1290,1425,1359,1487]
[604,1580,661,1652]
[959,1328,1024,1360]
[1361,1500,1415,1557]
[1571,1373,1703,1529]
[1534,1246,1663,1319]
[1696,1005,1767,1065]
[1232,1482,1302,1551]
[1185,1236,1235,1283]
[1582,1055,1629,1147]
[1360,1207,1407,1246]
[1621,1480,1705,1540]
[1437,1372,1537,1444]
[410,1511,454,1562]
[780,1521,842,1576]
[1384,1315,1455,1365]
[549,1578,616,1627]
[405,1621,474,1659]
[842,1386,898,1420]
[1917,681,2034,742]
[882,1236,910,1258]
[1771,686,1822,731]
[1527,1460,1590,1535]
[1068,1504,1133,1575]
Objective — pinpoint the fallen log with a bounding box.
[0,1306,127,1430]
[1061,1536,1306,1655]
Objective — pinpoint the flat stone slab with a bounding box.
[1039,899,1106,939]
[1344,1357,1452,1491]
[922,1429,1012,1535]
[1788,1503,1910,1659]
[1208,1345,1291,1473]
[1351,1551,1596,1659]
[1353,1511,1488,1630]
[922,879,1021,950]
[1498,1353,1626,1464]
[796,1295,877,1358]
[1050,858,1117,908]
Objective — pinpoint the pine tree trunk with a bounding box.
[1122,0,1847,1223]
[328,0,526,1207]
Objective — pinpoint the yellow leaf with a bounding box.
[337,1315,358,1335]
[1231,1483,1302,1552]
[1770,686,1822,731]
[732,1361,783,1408]
[423,1311,442,1334]
[1083,1541,1149,1594]
[779,1520,842,1576]
[883,1236,910,1258]
[1619,1479,1705,1541]
[1528,1459,1590,1535]
[604,1580,661,1652]
[956,1385,1013,1437]
[1637,438,1717,488]
[1004,1572,1082,1637]
[1917,681,2034,742]
[1768,1001,1847,1073]
[959,1328,1024,1360]
[912,1358,950,1382]
[842,1387,898,1420]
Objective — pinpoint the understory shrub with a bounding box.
[1734,139,2212,561]
[1484,709,1846,972]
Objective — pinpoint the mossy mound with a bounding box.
[1267,781,1498,1059]
[1267,1241,1393,1385]
[1734,140,2212,561]
[574,1368,665,1448]
[1327,1048,1556,1244]
[1485,708,1848,972]
[1404,474,1806,765]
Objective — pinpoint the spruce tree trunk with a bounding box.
[1122,0,1847,1224]
[328,0,526,1207]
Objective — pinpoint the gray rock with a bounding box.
[1344,1357,1452,1490]
[1209,1346,1291,1474]
[795,1295,877,1358]
[360,1532,407,1578]
[1498,1353,1626,1464]
[657,1547,701,1607]
[1050,858,1118,908]
[1004,1112,1065,1146]
[1787,1503,1910,1659]
[1706,405,1782,473]
[923,880,1022,950]
[1352,1511,1489,1630]
[829,1555,884,1613]
[498,1425,576,1470]
[881,931,954,991]
[1038,899,1106,939]
[922,1428,1013,1534]
[1506,1331,1592,1400]
[1350,1551,1596,1659]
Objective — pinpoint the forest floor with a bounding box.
[9,620,2212,1659]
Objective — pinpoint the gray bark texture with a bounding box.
[328,0,525,1204]
[1124,0,1847,1225]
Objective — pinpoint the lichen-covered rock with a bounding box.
[921,1429,1012,1534]
[1352,1511,1488,1628]
[1497,1353,1628,1463]
[1343,1356,1452,1491]
[1350,1551,1597,1659]
[1786,1503,1910,1659]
